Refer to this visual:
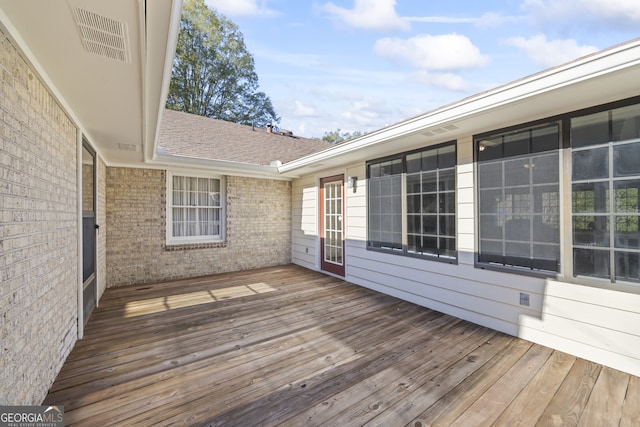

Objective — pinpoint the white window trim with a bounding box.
[166,171,226,245]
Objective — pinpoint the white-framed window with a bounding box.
[166,172,225,244]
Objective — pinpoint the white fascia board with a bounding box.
[150,154,288,180]
[144,0,183,163]
[278,39,640,174]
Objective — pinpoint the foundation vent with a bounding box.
[71,5,131,63]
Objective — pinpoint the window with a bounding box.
[406,144,456,258]
[167,173,224,243]
[368,158,403,251]
[571,103,640,283]
[368,142,457,261]
[476,123,560,273]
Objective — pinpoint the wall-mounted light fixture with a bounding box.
[348,176,358,193]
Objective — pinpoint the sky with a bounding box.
[203,0,640,139]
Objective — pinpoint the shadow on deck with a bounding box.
[45,264,639,426]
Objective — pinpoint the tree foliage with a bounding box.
[321,129,364,144]
[166,0,279,127]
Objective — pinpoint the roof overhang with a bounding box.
[0,0,182,166]
[147,153,287,180]
[278,39,640,178]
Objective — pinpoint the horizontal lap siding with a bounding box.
[291,176,317,270]
[345,165,366,277]
[312,136,640,377]
[520,281,640,376]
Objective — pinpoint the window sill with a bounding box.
[164,241,227,251]
[474,261,558,279]
[367,246,458,265]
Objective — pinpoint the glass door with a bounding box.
[320,175,345,276]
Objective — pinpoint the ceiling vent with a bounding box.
[117,143,138,152]
[71,5,131,63]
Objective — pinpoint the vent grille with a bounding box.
[422,124,459,137]
[117,143,138,152]
[71,6,131,63]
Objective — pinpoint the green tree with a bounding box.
[321,129,364,144]
[167,0,279,127]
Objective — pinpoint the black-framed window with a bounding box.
[368,158,403,251]
[367,142,457,261]
[476,123,561,273]
[571,103,640,284]
[406,144,456,258]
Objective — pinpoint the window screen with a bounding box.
[368,158,403,251]
[367,142,457,261]
[477,123,560,272]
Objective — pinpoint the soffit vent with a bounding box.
[421,124,459,137]
[71,5,131,63]
[117,143,138,152]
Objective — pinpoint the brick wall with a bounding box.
[106,168,292,286]
[0,31,79,404]
[97,157,107,298]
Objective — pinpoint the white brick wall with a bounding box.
[106,169,292,286]
[0,30,79,404]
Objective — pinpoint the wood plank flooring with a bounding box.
[44,265,639,426]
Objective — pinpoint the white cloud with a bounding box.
[374,34,489,71]
[404,16,477,24]
[292,100,318,117]
[475,12,525,28]
[410,71,469,91]
[505,34,599,67]
[204,0,275,17]
[522,0,640,28]
[404,12,523,28]
[340,100,382,123]
[318,0,410,32]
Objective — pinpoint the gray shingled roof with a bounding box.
[157,109,332,166]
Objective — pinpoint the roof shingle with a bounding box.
[157,109,332,165]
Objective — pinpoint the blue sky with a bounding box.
[204,0,639,138]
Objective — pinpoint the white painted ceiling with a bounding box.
[0,0,180,166]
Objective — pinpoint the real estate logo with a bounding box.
[0,406,64,427]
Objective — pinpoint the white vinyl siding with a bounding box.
[291,176,319,269]
[289,100,640,378]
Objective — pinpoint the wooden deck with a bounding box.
[45,265,639,426]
